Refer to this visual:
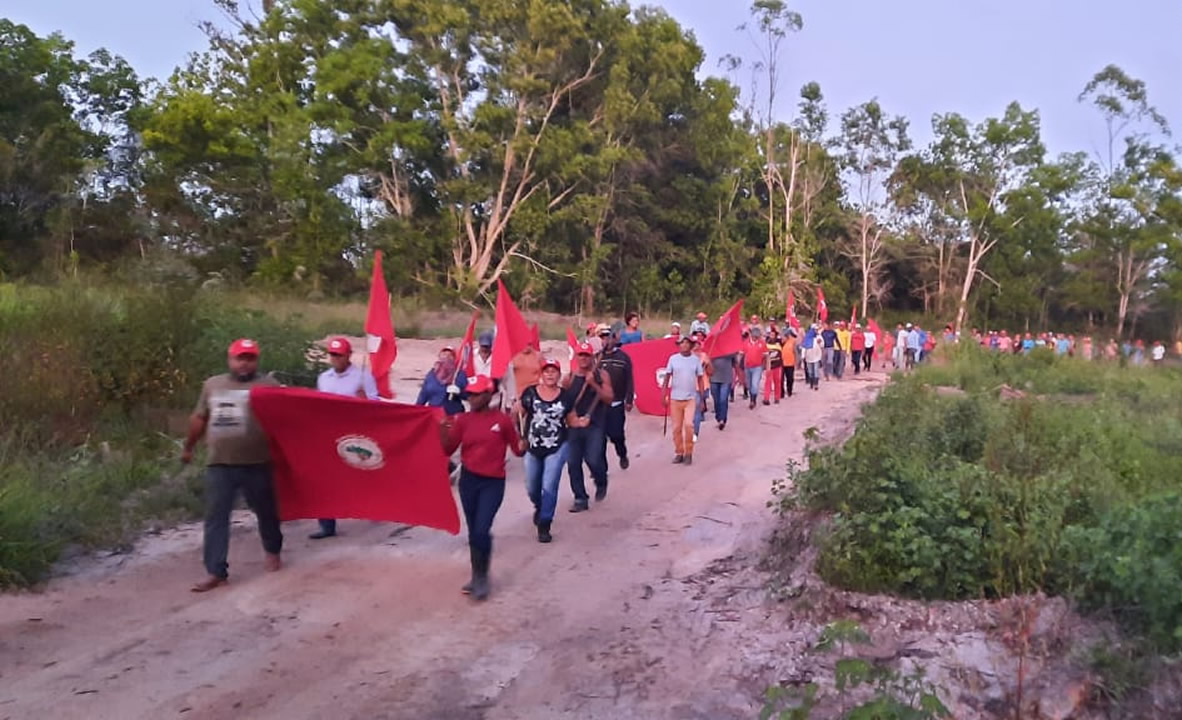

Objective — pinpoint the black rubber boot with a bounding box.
[461,545,478,595]
[537,522,552,544]
[471,548,491,601]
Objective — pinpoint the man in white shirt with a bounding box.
[662,337,704,466]
[863,325,877,372]
[310,336,379,539]
[472,331,502,409]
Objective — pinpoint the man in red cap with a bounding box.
[308,337,380,540]
[563,342,614,512]
[182,338,283,592]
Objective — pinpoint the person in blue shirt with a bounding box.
[905,324,922,369]
[1021,333,1036,354]
[618,312,644,345]
[1055,334,1071,356]
[820,322,839,380]
[417,346,468,415]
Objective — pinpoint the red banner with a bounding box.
[566,326,580,373]
[702,299,744,359]
[491,279,533,379]
[250,386,460,534]
[787,291,801,331]
[622,338,679,416]
[365,251,397,398]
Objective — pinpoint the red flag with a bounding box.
[491,279,533,379]
[529,323,541,351]
[457,311,479,379]
[566,326,581,373]
[365,251,397,399]
[867,317,883,340]
[850,303,858,325]
[702,299,744,359]
[250,386,459,534]
[817,287,829,323]
[622,338,679,416]
[786,291,801,331]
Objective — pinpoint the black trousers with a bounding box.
[603,404,628,462]
[458,469,505,555]
[203,464,283,579]
[851,350,863,374]
[863,346,874,370]
[782,364,795,397]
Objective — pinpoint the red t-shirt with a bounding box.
[743,340,768,368]
[851,332,866,351]
[443,410,523,478]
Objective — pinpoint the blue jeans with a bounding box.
[805,361,820,387]
[525,444,567,523]
[822,348,835,378]
[710,381,731,424]
[202,464,283,579]
[745,367,763,402]
[458,469,505,554]
[693,390,707,435]
[567,424,607,502]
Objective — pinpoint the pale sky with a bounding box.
[7,0,1181,158]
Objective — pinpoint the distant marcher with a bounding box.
[834,322,851,379]
[691,333,712,442]
[597,327,635,470]
[564,344,614,512]
[1151,340,1166,366]
[1080,335,1093,361]
[905,324,921,370]
[802,325,823,390]
[441,375,524,601]
[710,351,739,430]
[893,323,908,369]
[183,338,283,593]
[585,323,604,355]
[763,328,784,405]
[417,347,468,415]
[862,324,876,371]
[310,337,380,540]
[743,327,768,410]
[662,336,704,465]
[690,312,711,337]
[781,328,797,397]
[619,312,644,346]
[850,324,866,375]
[664,322,682,341]
[821,322,839,380]
[519,358,573,544]
[998,330,1014,354]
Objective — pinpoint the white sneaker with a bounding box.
[693,433,699,444]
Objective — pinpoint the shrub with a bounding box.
[784,346,1182,649]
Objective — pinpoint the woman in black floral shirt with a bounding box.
[517,357,575,543]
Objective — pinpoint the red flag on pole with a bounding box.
[529,323,541,351]
[457,311,479,379]
[817,287,829,323]
[786,291,801,331]
[491,279,533,379]
[250,386,460,534]
[622,338,680,416]
[851,303,858,326]
[365,251,397,399]
[702,299,745,359]
[566,326,581,373]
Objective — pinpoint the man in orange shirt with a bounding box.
[781,329,798,398]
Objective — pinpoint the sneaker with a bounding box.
[762,399,770,406]
[693,433,698,444]
[717,421,725,430]
[684,455,693,466]
[569,500,590,513]
[620,456,630,470]
[672,455,684,464]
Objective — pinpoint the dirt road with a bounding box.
[0,340,885,720]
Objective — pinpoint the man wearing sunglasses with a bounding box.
[309,336,380,539]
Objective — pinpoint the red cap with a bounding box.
[586,322,598,331]
[228,338,259,357]
[541,356,562,371]
[576,343,594,355]
[327,337,352,355]
[467,375,495,394]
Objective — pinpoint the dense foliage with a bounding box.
[2,2,1181,335]
[0,282,319,585]
[786,345,1182,649]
